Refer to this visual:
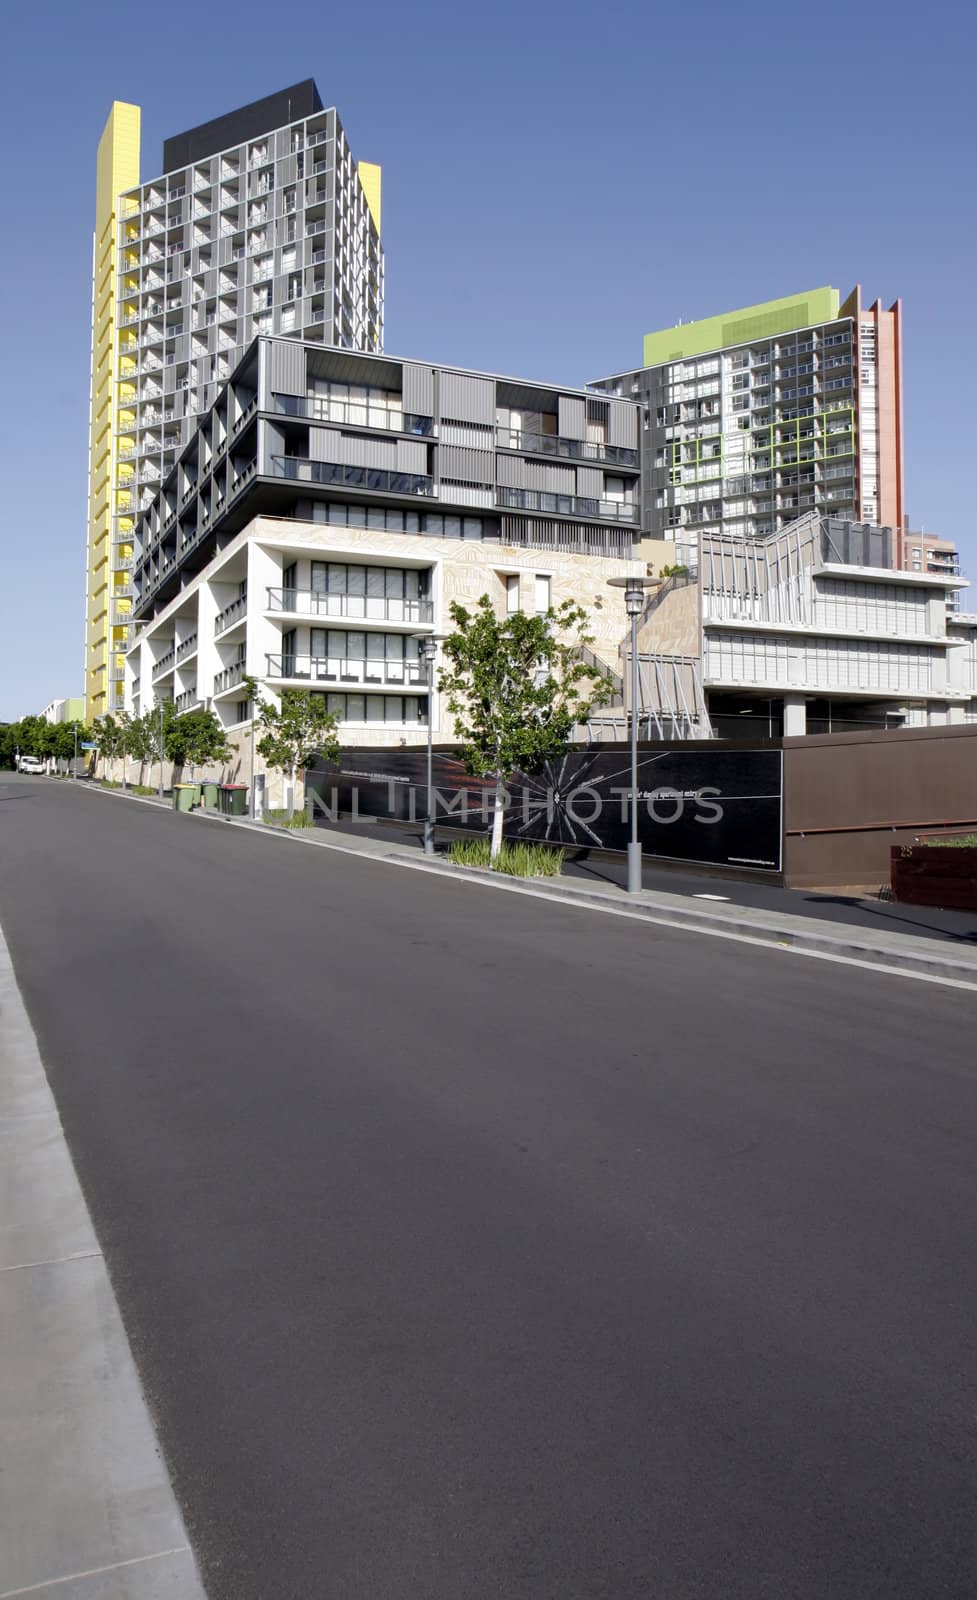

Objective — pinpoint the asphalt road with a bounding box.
[311,812,977,947]
[3,774,977,1599]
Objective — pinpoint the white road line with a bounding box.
[0,1250,103,1276]
[0,1547,191,1598]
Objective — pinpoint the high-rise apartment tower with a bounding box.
[591,285,904,571]
[85,81,382,720]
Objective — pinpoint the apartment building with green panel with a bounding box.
[591,285,905,571]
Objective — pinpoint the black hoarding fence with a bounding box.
[308,744,783,873]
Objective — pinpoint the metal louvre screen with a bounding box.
[439,371,495,424]
[270,340,307,397]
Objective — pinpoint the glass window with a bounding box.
[327,693,344,717]
[366,696,383,723]
[347,694,365,721]
[385,569,402,598]
[367,568,385,598]
[506,574,520,613]
[535,575,551,613]
[444,516,462,538]
[367,507,385,529]
[404,511,420,532]
[385,696,403,722]
[346,566,366,597]
[327,564,345,595]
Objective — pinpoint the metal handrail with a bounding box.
[265,654,427,686]
[214,594,247,634]
[265,588,434,623]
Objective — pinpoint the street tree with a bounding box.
[51,721,91,775]
[92,714,123,781]
[439,595,612,861]
[166,708,231,781]
[256,688,340,814]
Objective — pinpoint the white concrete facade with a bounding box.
[125,512,640,749]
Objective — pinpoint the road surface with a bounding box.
[2,774,976,1598]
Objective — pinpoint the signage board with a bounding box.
[311,745,783,873]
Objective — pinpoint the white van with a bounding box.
[17,756,46,774]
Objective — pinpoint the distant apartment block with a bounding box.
[86,81,382,722]
[591,286,904,572]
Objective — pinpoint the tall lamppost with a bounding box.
[157,698,165,801]
[412,633,445,856]
[608,575,658,893]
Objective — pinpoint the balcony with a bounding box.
[213,662,246,694]
[175,689,200,713]
[273,394,434,435]
[214,594,248,636]
[272,457,434,497]
[152,648,176,680]
[497,487,639,524]
[266,587,434,625]
[265,654,427,688]
[496,427,638,468]
[176,633,198,662]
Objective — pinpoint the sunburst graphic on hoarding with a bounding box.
[508,750,672,847]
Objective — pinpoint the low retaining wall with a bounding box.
[783,724,977,888]
[891,845,977,910]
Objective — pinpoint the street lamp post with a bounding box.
[412,634,445,856]
[607,576,658,894]
[157,699,165,801]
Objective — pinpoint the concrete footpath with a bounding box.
[0,922,206,1599]
[89,782,977,988]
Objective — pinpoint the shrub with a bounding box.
[448,837,564,877]
[263,808,312,830]
[924,834,977,848]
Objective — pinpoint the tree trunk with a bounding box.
[490,776,506,862]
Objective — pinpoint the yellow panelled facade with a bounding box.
[86,102,140,723]
[357,161,382,232]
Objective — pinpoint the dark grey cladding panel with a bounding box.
[821,517,894,569]
[439,371,495,425]
[608,400,638,448]
[558,396,587,440]
[162,81,324,172]
[402,364,435,417]
[269,340,307,397]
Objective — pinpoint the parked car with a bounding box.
[17,756,46,774]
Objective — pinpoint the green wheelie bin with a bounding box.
[172,783,201,812]
[219,783,248,816]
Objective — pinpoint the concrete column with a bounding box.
[783,695,807,737]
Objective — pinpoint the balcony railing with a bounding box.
[272,457,434,497]
[265,654,427,687]
[213,662,245,693]
[214,594,248,635]
[176,633,198,662]
[272,394,434,435]
[497,427,638,467]
[175,690,200,713]
[266,587,434,624]
[497,486,639,524]
[152,649,175,679]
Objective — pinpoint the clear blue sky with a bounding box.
[1,0,974,719]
